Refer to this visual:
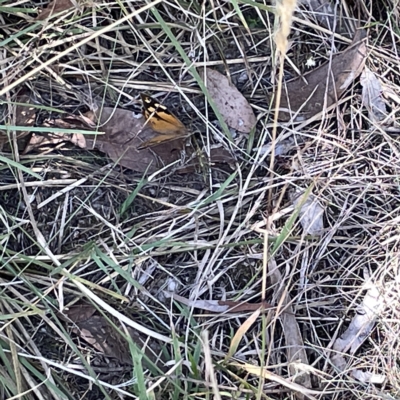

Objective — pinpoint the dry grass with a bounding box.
[1,0,400,399]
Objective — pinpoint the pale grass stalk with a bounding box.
[269,0,298,209]
[262,1,298,398]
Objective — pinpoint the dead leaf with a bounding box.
[45,118,87,148]
[332,284,385,363]
[61,303,96,323]
[46,114,96,131]
[278,29,367,122]
[22,116,88,154]
[73,314,134,364]
[23,131,86,154]
[361,67,387,123]
[257,137,296,157]
[24,133,62,154]
[36,0,78,20]
[34,107,234,174]
[331,280,386,383]
[268,257,312,392]
[291,189,324,236]
[351,370,386,384]
[177,146,235,174]
[84,107,186,174]
[299,0,335,29]
[164,291,273,313]
[63,303,163,367]
[200,69,256,133]
[0,94,36,150]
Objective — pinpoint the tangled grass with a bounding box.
[1,0,400,399]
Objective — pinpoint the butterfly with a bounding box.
[138,93,189,149]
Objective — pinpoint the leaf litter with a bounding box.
[62,302,164,368]
[267,256,312,391]
[298,0,352,34]
[84,107,186,174]
[3,36,367,173]
[3,2,400,399]
[200,68,257,133]
[361,66,387,124]
[35,0,81,21]
[290,188,325,236]
[0,94,36,150]
[15,102,234,174]
[165,291,274,313]
[331,274,386,384]
[277,29,367,122]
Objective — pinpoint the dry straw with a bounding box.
[268,0,298,209]
[274,0,297,54]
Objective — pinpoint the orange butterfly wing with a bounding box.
[138,94,188,149]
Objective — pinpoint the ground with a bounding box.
[1,0,400,399]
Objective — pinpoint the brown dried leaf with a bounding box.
[43,117,87,148]
[84,107,185,174]
[201,69,256,133]
[22,116,87,154]
[62,113,97,129]
[73,315,134,364]
[21,113,90,154]
[177,146,235,174]
[268,257,312,391]
[278,29,367,122]
[63,303,163,366]
[24,108,234,173]
[23,131,86,154]
[36,0,76,20]
[332,284,385,366]
[0,95,36,150]
[63,303,96,323]
[46,108,235,174]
